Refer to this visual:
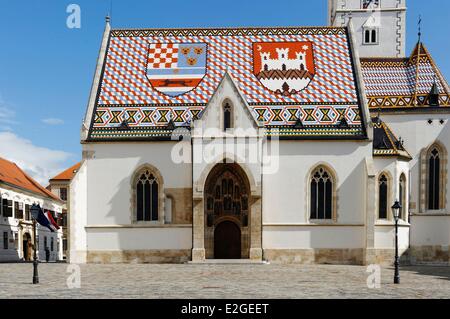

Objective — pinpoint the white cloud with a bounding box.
[42,118,65,125]
[0,132,72,185]
[0,107,16,125]
[0,94,17,126]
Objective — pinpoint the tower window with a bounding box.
[362,0,380,9]
[363,28,379,45]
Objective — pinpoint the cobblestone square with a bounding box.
[0,263,449,299]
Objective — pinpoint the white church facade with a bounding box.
[70,0,450,265]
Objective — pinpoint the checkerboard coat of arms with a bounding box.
[252,42,315,96]
[146,43,208,97]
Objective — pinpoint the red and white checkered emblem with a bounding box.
[147,43,179,69]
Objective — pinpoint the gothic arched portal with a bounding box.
[204,163,250,259]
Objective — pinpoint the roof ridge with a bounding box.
[13,163,60,201]
[110,25,345,31]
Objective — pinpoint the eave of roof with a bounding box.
[0,157,62,202]
[49,162,82,181]
[372,118,412,160]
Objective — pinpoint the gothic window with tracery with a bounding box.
[428,148,441,210]
[136,169,159,222]
[399,174,407,220]
[223,102,233,131]
[205,169,249,227]
[378,174,389,219]
[310,167,334,220]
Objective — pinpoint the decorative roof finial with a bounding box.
[418,15,422,43]
[106,14,111,24]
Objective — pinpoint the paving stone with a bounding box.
[0,263,449,299]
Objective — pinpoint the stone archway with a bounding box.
[204,163,250,259]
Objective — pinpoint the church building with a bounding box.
[70,0,450,265]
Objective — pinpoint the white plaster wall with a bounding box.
[83,142,192,226]
[261,140,372,249]
[263,226,364,249]
[383,113,450,248]
[69,161,88,263]
[382,114,450,214]
[86,227,192,250]
[410,216,450,246]
[263,140,372,225]
[374,225,410,249]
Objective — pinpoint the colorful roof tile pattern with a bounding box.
[361,42,450,110]
[372,118,412,160]
[89,27,366,140]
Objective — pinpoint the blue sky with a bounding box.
[0,0,449,183]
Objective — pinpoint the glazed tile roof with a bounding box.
[49,162,81,181]
[0,157,60,201]
[372,118,412,160]
[89,26,366,140]
[361,42,450,110]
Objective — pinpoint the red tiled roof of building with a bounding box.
[0,157,60,201]
[49,162,81,181]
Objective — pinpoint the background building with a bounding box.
[0,157,64,262]
[47,162,81,260]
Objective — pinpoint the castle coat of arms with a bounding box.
[252,42,315,96]
[146,43,208,97]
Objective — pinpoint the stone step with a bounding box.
[187,259,269,265]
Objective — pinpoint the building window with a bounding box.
[399,174,407,220]
[44,236,48,249]
[3,232,8,249]
[25,204,31,221]
[51,238,54,252]
[2,199,13,218]
[63,239,68,252]
[421,143,447,212]
[60,188,68,201]
[378,174,389,219]
[363,28,379,44]
[135,169,160,222]
[310,167,335,220]
[428,148,441,210]
[223,101,233,131]
[59,210,67,227]
[15,202,24,220]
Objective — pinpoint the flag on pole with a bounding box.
[45,211,60,232]
[35,207,55,232]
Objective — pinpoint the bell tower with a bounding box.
[328,0,407,58]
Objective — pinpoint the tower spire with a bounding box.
[413,15,423,106]
[418,15,422,43]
